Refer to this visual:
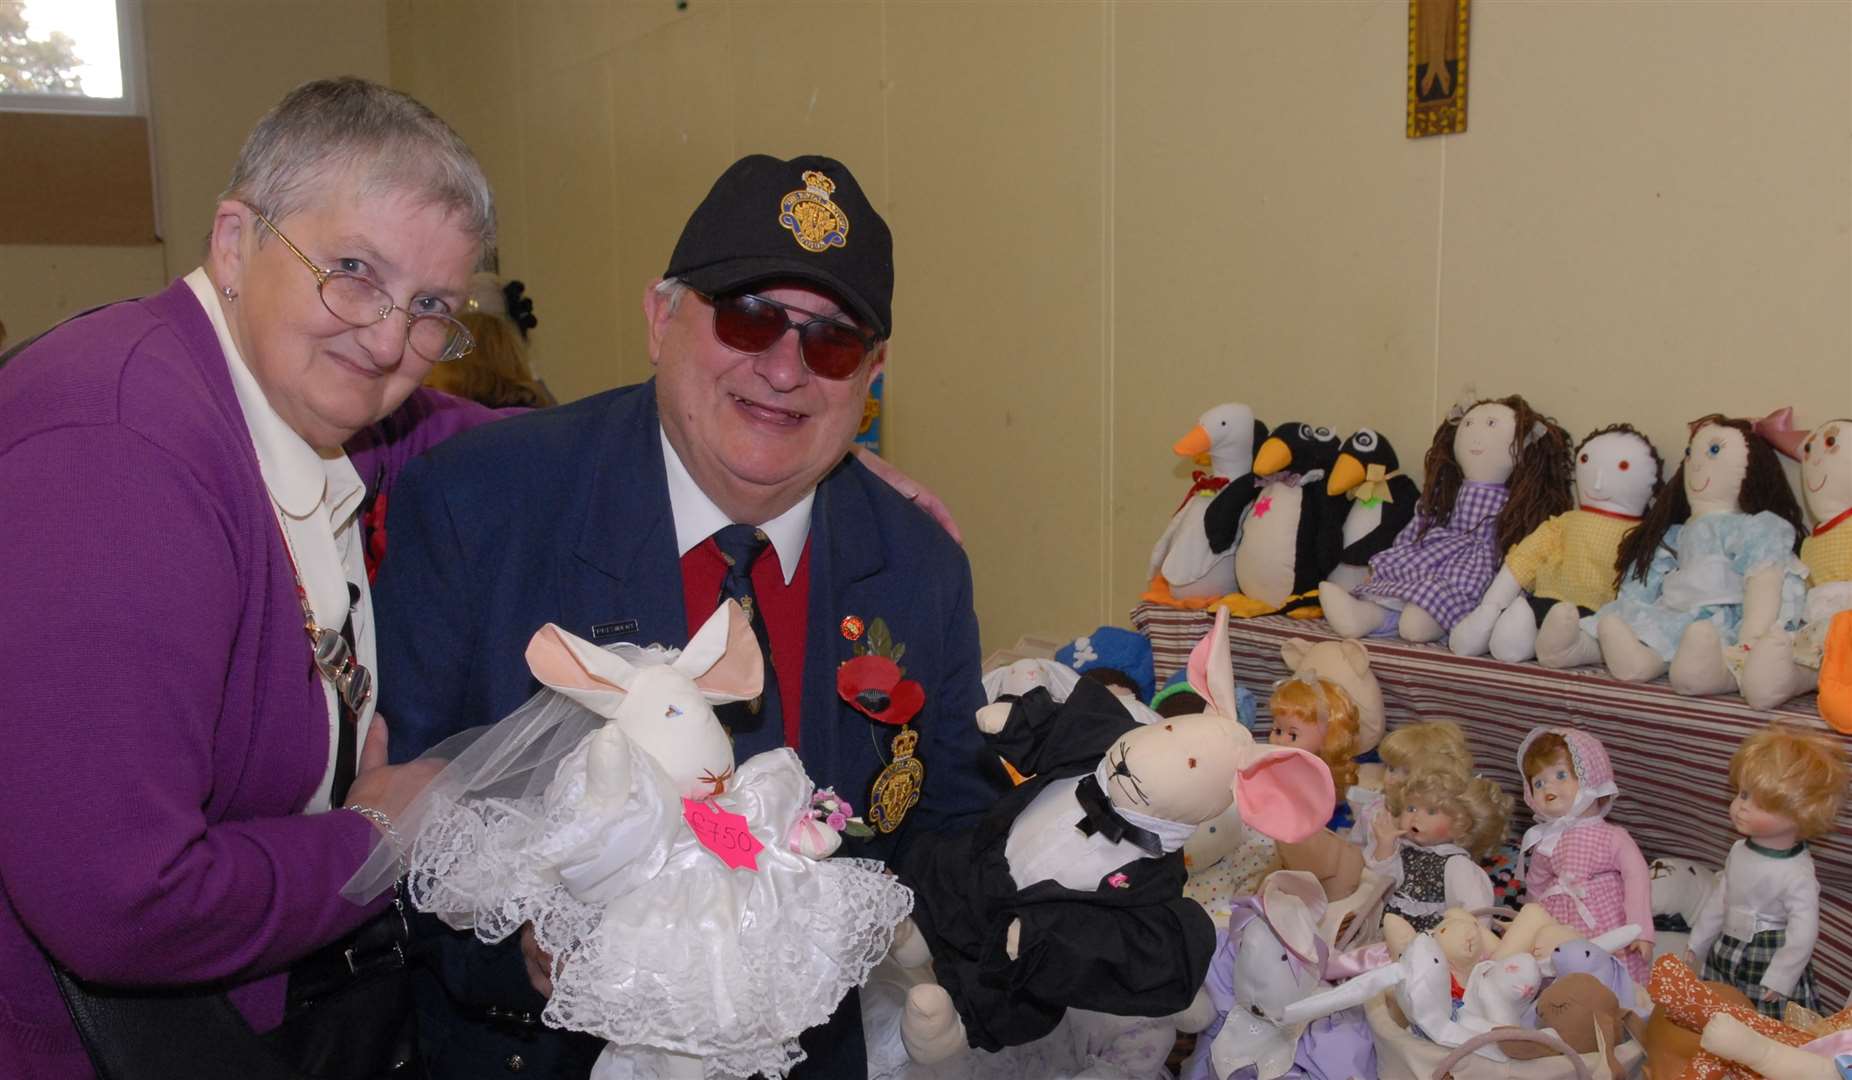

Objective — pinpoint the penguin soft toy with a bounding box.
[1324,428,1420,591]
[1209,422,1346,618]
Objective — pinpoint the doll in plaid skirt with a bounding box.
[1688,724,1848,1017]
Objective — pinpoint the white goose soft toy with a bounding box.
[383,601,914,1080]
[1146,402,1267,605]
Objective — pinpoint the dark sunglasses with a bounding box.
[699,290,879,380]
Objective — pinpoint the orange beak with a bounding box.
[1173,424,1211,458]
[1252,437,1292,478]
[1328,453,1366,495]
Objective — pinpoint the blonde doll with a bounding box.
[1347,720,1472,846]
[1367,762,1512,932]
[1688,724,1848,1017]
[1516,727,1654,985]
[1267,675,1360,829]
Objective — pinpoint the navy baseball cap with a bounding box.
[664,154,893,338]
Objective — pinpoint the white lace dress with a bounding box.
[409,721,914,1080]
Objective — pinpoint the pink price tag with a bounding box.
[682,798,764,872]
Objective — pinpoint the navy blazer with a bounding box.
[371,381,1002,1078]
[375,379,998,833]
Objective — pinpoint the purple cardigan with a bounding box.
[0,279,495,1078]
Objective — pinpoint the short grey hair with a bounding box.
[654,277,690,315]
[221,77,497,262]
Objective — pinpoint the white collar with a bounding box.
[659,425,812,585]
[1088,760,1197,853]
[184,268,362,522]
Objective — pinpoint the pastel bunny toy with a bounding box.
[397,602,914,1080]
[1180,871,1376,1080]
[892,607,1336,1066]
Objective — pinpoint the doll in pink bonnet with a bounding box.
[1517,727,1655,984]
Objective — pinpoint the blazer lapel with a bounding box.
[562,382,689,649]
[800,457,888,785]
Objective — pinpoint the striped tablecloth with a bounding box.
[1130,602,1852,1008]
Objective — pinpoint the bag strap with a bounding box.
[1431,1028,1594,1080]
[0,301,123,371]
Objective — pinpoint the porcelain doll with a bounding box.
[1321,395,1573,643]
[1688,724,1848,1017]
[1345,720,1471,851]
[1267,675,1361,831]
[1366,761,1511,933]
[1738,417,1852,708]
[1543,415,1807,694]
[1452,424,1663,663]
[1515,727,1654,987]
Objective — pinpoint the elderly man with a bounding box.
[373,155,1001,1078]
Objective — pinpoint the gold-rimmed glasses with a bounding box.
[248,205,476,363]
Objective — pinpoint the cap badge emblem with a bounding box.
[779,170,850,254]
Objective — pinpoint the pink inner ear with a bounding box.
[526,625,623,692]
[691,603,764,700]
[1232,747,1336,844]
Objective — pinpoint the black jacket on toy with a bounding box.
[896,679,1217,1052]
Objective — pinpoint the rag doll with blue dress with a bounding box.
[1538,414,1807,696]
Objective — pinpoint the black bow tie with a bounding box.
[1073,774,1163,858]
[1653,913,1692,934]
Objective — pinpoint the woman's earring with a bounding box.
[222,285,237,299]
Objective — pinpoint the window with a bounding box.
[1,0,140,115]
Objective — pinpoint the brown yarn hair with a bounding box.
[1268,677,1360,792]
[1416,395,1574,557]
[424,310,556,409]
[1388,763,1514,860]
[1730,724,1848,841]
[1613,415,1805,590]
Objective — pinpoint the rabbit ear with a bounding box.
[526,623,637,718]
[1188,607,1237,718]
[672,600,763,704]
[1260,870,1328,964]
[1232,746,1336,844]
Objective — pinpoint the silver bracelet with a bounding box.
[347,804,407,871]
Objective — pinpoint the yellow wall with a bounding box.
[387,1,1852,654]
[0,0,389,345]
[18,2,1842,659]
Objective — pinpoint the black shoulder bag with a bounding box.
[49,887,418,1080]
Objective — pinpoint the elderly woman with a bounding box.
[0,78,498,1078]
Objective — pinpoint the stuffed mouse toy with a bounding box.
[890,608,1336,1064]
[395,603,912,1080]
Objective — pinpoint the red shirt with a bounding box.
[680,537,812,749]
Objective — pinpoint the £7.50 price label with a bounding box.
[682,799,764,872]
